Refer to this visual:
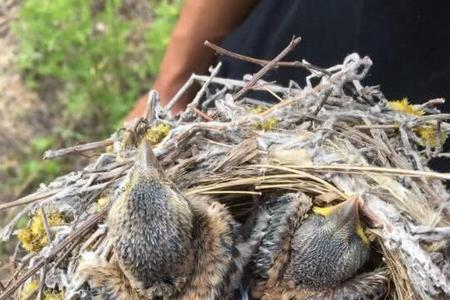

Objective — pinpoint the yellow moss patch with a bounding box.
[20,280,39,300]
[254,117,278,131]
[387,98,425,116]
[145,123,171,145]
[17,211,65,253]
[416,125,448,148]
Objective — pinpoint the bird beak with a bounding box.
[137,139,165,177]
[333,198,360,229]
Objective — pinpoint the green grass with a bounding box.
[8,0,182,196]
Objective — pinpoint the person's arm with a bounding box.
[127,0,259,120]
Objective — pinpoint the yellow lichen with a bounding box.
[254,117,278,131]
[44,291,64,300]
[416,125,448,148]
[20,280,39,300]
[145,123,171,145]
[19,280,64,300]
[17,211,65,253]
[105,144,114,153]
[249,105,269,114]
[95,196,110,212]
[387,97,425,116]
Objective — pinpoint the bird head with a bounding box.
[108,140,194,291]
[312,197,369,245]
[289,197,370,288]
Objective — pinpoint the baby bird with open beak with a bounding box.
[76,140,246,299]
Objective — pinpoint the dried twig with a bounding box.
[188,104,213,121]
[204,40,328,74]
[43,138,113,160]
[37,259,48,300]
[144,90,160,123]
[180,62,222,122]
[312,88,333,116]
[0,191,57,211]
[193,74,290,94]
[233,36,302,101]
[166,75,196,112]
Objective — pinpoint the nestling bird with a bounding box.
[249,193,387,300]
[76,140,246,300]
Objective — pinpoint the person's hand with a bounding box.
[125,0,259,123]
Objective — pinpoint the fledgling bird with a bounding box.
[249,193,388,300]
[76,140,246,300]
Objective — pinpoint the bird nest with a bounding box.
[1,38,450,300]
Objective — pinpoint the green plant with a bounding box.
[15,0,182,137]
[146,0,182,74]
[8,0,182,197]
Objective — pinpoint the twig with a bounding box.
[40,207,52,244]
[188,105,213,121]
[312,88,333,116]
[263,86,284,102]
[37,259,48,300]
[3,253,35,290]
[43,138,113,160]
[166,74,196,112]
[0,191,57,211]
[354,124,399,130]
[204,40,328,74]
[144,90,160,123]
[53,237,82,269]
[179,62,222,122]
[191,63,222,107]
[411,225,450,242]
[279,164,450,180]
[193,74,290,94]
[233,36,302,101]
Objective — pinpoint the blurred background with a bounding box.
[0,0,181,268]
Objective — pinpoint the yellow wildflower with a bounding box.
[20,280,39,300]
[17,211,65,253]
[387,98,425,116]
[146,123,171,145]
[254,117,278,131]
[416,125,448,148]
